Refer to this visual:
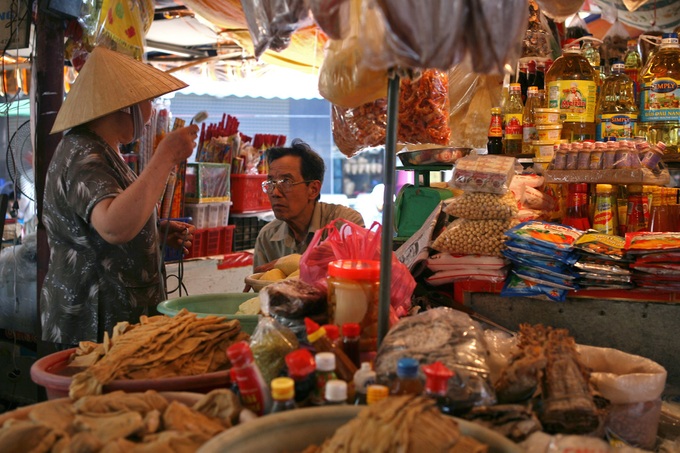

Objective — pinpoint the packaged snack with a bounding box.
[505,239,579,265]
[432,218,511,257]
[625,232,680,254]
[505,220,583,251]
[573,232,627,260]
[512,266,577,290]
[501,273,567,302]
[444,191,518,220]
[451,154,518,194]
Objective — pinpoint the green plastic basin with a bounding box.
[157,293,260,335]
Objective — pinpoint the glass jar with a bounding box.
[327,260,380,353]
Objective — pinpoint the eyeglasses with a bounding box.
[261,178,315,194]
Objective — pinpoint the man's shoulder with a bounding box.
[319,201,364,226]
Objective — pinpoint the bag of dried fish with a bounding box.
[398,69,451,145]
[331,101,387,157]
[374,307,496,412]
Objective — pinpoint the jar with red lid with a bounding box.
[327,260,380,353]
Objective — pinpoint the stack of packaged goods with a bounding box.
[500,220,583,302]
[427,155,519,286]
[625,232,680,291]
[571,232,633,290]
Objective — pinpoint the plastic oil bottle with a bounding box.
[596,61,639,141]
[545,39,599,141]
[624,38,642,99]
[638,32,680,154]
[504,82,524,156]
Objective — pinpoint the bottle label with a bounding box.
[547,80,597,122]
[640,78,680,122]
[504,113,523,139]
[488,115,503,137]
[596,113,638,141]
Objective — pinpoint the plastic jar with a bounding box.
[327,260,380,353]
[575,142,591,169]
[536,124,563,142]
[534,107,561,125]
[640,141,666,170]
[553,143,570,170]
[566,143,580,170]
[603,141,619,169]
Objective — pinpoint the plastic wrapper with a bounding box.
[577,344,667,449]
[317,0,387,108]
[505,220,583,251]
[450,154,518,195]
[624,232,680,254]
[573,232,627,261]
[521,431,647,453]
[506,239,579,266]
[299,219,414,323]
[522,4,556,59]
[249,317,299,384]
[521,186,557,211]
[564,13,590,40]
[363,0,468,71]
[444,191,518,220]
[331,100,386,157]
[426,253,508,273]
[503,250,575,281]
[425,268,507,286]
[310,0,350,40]
[96,0,154,59]
[431,218,511,257]
[64,0,101,70]
[535,0,585,22]
[398,69,451,145]
[374,307,496,409]
[512,266,577,290]
[241,0,313,57]
[465,0,528,74]
[601,18,630,68]
[501,273,567,302]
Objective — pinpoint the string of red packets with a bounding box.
[253,133,286,149]
[198,113,240,144]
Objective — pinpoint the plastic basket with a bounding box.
[184,163,231,203]
[205,225,235,257]
[229,215,270,251]
[231,174,271,213]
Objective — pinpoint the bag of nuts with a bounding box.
[444,191,518,220]
[431,218,512,257]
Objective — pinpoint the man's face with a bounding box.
[266,155,319,223]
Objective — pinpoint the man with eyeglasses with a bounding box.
[253,139,364,272]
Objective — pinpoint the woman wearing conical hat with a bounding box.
[41,46,199,345]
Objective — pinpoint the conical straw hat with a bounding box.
[51,46,188,134]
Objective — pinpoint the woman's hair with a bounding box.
[265,138,325,182]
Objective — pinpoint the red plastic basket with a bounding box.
[231,174,271,213]
[205,225,235,257]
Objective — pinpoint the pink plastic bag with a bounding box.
[299,219,414,323]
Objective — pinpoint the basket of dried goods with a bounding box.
[31,309,249,399]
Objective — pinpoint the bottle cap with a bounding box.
[285,348,316,377]
[315,352,336,372]
[305,317,327,343]
[396,357,420,379]
[226,341,253,367]
[271,377,295,401]
[366,384,389,405]
[596,184,614,193]
[324,379,348,403]
[342,323,360,338]
[527,86,538,94]
[655,142,667,152]
[491,107,501,115]
[328,260,380,281]
[422,361,454,395]
[635,141,651,151]
[323,324,340,342]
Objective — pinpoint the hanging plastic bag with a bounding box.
[241,0,313,57]
[361,0,468,71]
[249,317,299,384]
[299,219,415,322]
[522,5,558,60]
[317,0,388,108]
[465,0,529,75]
[398,69,451,145]
[601,18,631,68]
[331,100,387,157]
[535,0,585,22]
[309,0,351,40]
[96,0,154,59]
[565,13,590,41]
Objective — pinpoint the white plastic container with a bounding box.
[184,203,210,229]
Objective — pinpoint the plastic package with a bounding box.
[241,0,313,57]
[331,100,387,157]
[398,69,451,145]
[601,19,630,70]
[444,191,518,220]
[374,307,496,409]
[431,218,511,257]
[317,0,387,108]
[309,0,350,40]
[227,341,272,416]
[450,154,518,194]
[249,317,299,384]
[505,220,583,251]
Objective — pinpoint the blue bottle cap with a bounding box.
[396,357,420,378]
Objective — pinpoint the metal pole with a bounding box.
[377,71,400,347]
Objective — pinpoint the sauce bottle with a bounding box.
[305,317,358,383]
[226,341,272,416]
[487,107,504,155]
[389,357,424,396]
[596,62,639,142]
[504,83,524,156]
[366,384,389,405]
[522,86,540,153]
[626,184,650,233]
[422,361,455,416]
[638,33,680,154]
[592,184,618,235]
[341,323,361,369]
[545,39,599,141]
[324,379,348,405]
[562,183,591,231]
[353,362,377,405]
[270,377,297,413]
[312,352,338,406]
[285,348,317,406]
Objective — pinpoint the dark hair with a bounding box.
[265,138,325,183]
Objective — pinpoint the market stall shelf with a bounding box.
[544,167,671,185]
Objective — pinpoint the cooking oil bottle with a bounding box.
[596,61,639,141]
[638,32,680,154]
[545,39,599,142]
[624,39,642,99]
